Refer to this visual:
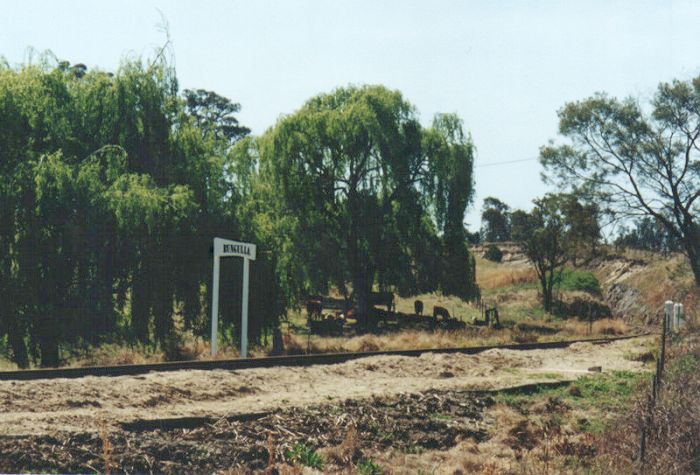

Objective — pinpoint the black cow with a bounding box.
[370,291,395,313]
[306,299,323,321]
[414,300,424,316]
[433,305,450,321]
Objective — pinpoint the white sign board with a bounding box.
[211,238,256,358]
[214,239,257,260]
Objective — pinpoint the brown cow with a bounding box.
[414,300,424,316]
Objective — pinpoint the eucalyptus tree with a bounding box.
[540,75,700,286]
[511,195,569,313]
[480,197,511,242]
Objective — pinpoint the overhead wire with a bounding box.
[475,157,539,168]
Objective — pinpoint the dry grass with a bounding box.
[280,318,630,356]
[558,318,629,337]
[594,332,700,474]
[474,255,538,290]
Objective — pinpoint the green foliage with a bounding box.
[512,194,569,312]
[483,244,503,263]
[615,216,681,253]
[540,75,700,286]
[284,442,324,469]
[481,196,511,242]
[557,268,601,295]
[357,458,383,475]
[242,86,479,325]
[0,54,273,367]
[495,371,643,416]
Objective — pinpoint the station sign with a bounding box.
[214,238,256,260]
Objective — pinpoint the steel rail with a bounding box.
[0,334,647,381]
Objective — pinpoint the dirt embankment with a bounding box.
[474,242,693,327]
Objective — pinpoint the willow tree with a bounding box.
[0,54,258,367]
[424,113,479,300]
[248,86,478,326]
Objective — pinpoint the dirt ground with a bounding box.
[0,337,651,438]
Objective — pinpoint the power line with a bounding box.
[475,157,539,168]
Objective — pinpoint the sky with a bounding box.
[2,0,700,230]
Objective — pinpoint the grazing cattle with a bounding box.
[305,299,323,320]
[370,291,395,313]
[340,307,355,320]
[433,305,451,321]
[414,299,424,316]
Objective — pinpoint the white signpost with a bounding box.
[211,237,257,357]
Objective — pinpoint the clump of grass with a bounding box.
[495,371,644,414]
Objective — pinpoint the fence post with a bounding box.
[673,303,685,330]
[660,301,672,376]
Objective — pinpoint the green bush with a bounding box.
[483,244,503,262]
[558,268,601,295]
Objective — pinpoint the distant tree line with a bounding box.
[0,55,480,366]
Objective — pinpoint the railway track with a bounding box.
[0,334,647,381]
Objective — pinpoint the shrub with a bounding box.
[558,269,601,295]
[484,244,503,262]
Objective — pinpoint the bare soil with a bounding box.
[0,337,652,473]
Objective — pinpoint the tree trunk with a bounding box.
[37,312,59,368]
[7,320,29,369]
[131,265,151,344]
[541,271,553,313]
[686,242,700,289]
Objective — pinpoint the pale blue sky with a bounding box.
[2,1,700,230]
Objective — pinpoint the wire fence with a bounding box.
[638,301,686,466]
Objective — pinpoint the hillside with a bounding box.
[472,243,698,329]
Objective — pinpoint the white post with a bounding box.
[241,257,250,358]
[210,237,256,358]
[674,303,685,330]
[211,255,221,356]
[664,300,674,332]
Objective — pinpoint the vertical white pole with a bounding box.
[211,256,220,356]
[241,257,250,358]
[664,300,674,333]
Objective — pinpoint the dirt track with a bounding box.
[0,337,652,437]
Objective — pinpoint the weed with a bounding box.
[98,420,112,475]
[357,458,382,475]
[284,442,323,469]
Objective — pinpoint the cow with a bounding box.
[305,299,323,321]
[433,305,451,321]
[370,291,395,313]
[414,299,424,316]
